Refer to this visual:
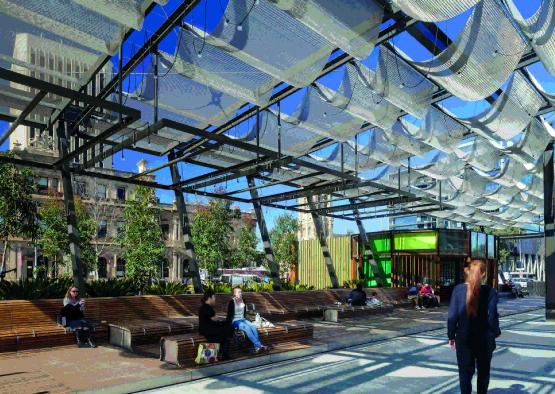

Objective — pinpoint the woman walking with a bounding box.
[448,259,501,393]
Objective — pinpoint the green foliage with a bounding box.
[37,196,97,276]
[342,279,360,289]
[144,281,193,295]
[85,278,136,297]
[0,155,39,269]
[0,277,72,300]
[280,282,314,291]
[203,281,233,294]
[231,226,262,268]
[269,214,298,278]
[191,200,233,276]
[119,186,165,284]
[240,280,274,292]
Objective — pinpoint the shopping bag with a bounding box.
[195,342,220,365]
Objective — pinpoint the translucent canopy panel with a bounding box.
[161,27,279,106]
[444,191,483,207]
[374,46,438,117]
[269,0,383,60]
[526,176,544,199]
[0,85,63,118]
[364,128,411,166]
[246,111,323,156]
[385,120,432,157]
[488,159,529,189]
[207,0,334,87]
[507,0,555,75]
[409,0,527,101]
[331,62,403,129]
[72,0,164,31]
[498,207,522,221]
[460,72,543,141]
[465,136,504,172]
[0,0,136,55]
[413,151,465,180]
[449,168,492,197]
[508,119,552,167]
[390,0,480,22]
[518,212,541,224]
[412,107,468,153]
[286,85,364,141]
[485,185,521,205]
[133,56,244,126]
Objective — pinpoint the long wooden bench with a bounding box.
[0,299,108,352]
[326,289,394,320]
[266,290,340,318]
[160,321,314,367]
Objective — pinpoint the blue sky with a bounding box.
[0,0,552,238]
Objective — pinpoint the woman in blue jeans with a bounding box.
[226,287,271,353]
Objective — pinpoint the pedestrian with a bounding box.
[448,259,501,394]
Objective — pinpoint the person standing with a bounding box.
[448,259,501,394]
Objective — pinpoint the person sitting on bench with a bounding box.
[227,287,271,354]
[199,290,232,360]
[348,283,367,306]
[367,291,383,306]
[61,286,96,348]
[420,283,439,308]
[408,283,424,309]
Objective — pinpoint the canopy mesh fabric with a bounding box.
[413,151,465,180]
[162,27,278,105]
[0,0,130,54]
[489,159,528,188]
[449,168,492,197]
[460,72,544,140]
[208,0,333,87]
[374,46,437,117]
[72,0,159,31]
[465,136,504,172]
[334,62,403,129]
[509,119,552,165]
[412,106,468,153]
[390,0,480,22]
[269,0,383,60]
[385,120,432,157]
[409,0,527,101]
[507,0,555,75]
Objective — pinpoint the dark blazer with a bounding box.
[448,283,501,343]
[226,298,248,325]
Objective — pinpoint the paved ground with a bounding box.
[140,306,555,394]
[0,297,548,394]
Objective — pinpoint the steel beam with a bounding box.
[247,176,282,290]
[56,120,84,291]
[544,142,555,320]
[307,195,339,288]
[0,91,47,146]
[168,150,202,293]
[350,199,385,286]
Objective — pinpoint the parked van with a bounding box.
[220,274,268,287]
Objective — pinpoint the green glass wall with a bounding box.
[394,231,437,251]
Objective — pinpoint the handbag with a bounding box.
[194,342,220,365]
[254,315,275,328]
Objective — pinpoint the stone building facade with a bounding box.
[297,195,333,241]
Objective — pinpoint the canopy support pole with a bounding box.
[543,142,555,320]
[247,176,282,290]
[57,118,84,291]
[168,150,202,293]
[308,196,339,288]
[350,199,385,287]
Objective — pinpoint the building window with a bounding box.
[116,221,125,238]
[97,184,106,199]
[161,221,170,240]
[49,178,59,194]
[75,181,86,197]
[98,220,108,238]
[37,177,49,194]
[116,258,126,277]
[117,187,126,201]
[97,257,107,278]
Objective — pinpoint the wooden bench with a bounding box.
[160,321,314,367]
[0,299,108,352]
[267,290,340,318]
[375,288,412,308]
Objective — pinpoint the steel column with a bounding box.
[544,142,555,319]
[350,199,385,286]
[246,176,282,290]
[57,120,84,291]
[168,151,202,293]
[307,196,339,288]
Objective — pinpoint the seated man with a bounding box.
[408,283,424,309]
[348,283,367,306]
[367,291,383,306]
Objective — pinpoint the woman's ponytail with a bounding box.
[465,259,485,317]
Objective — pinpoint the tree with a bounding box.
[269,214,298,279]
[191,200,232,277]
[119,186,165,284]
[38,195,97,277]
[231,225,262,268]
[0,157,39,276]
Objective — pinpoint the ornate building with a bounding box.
[297,195,333,241]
